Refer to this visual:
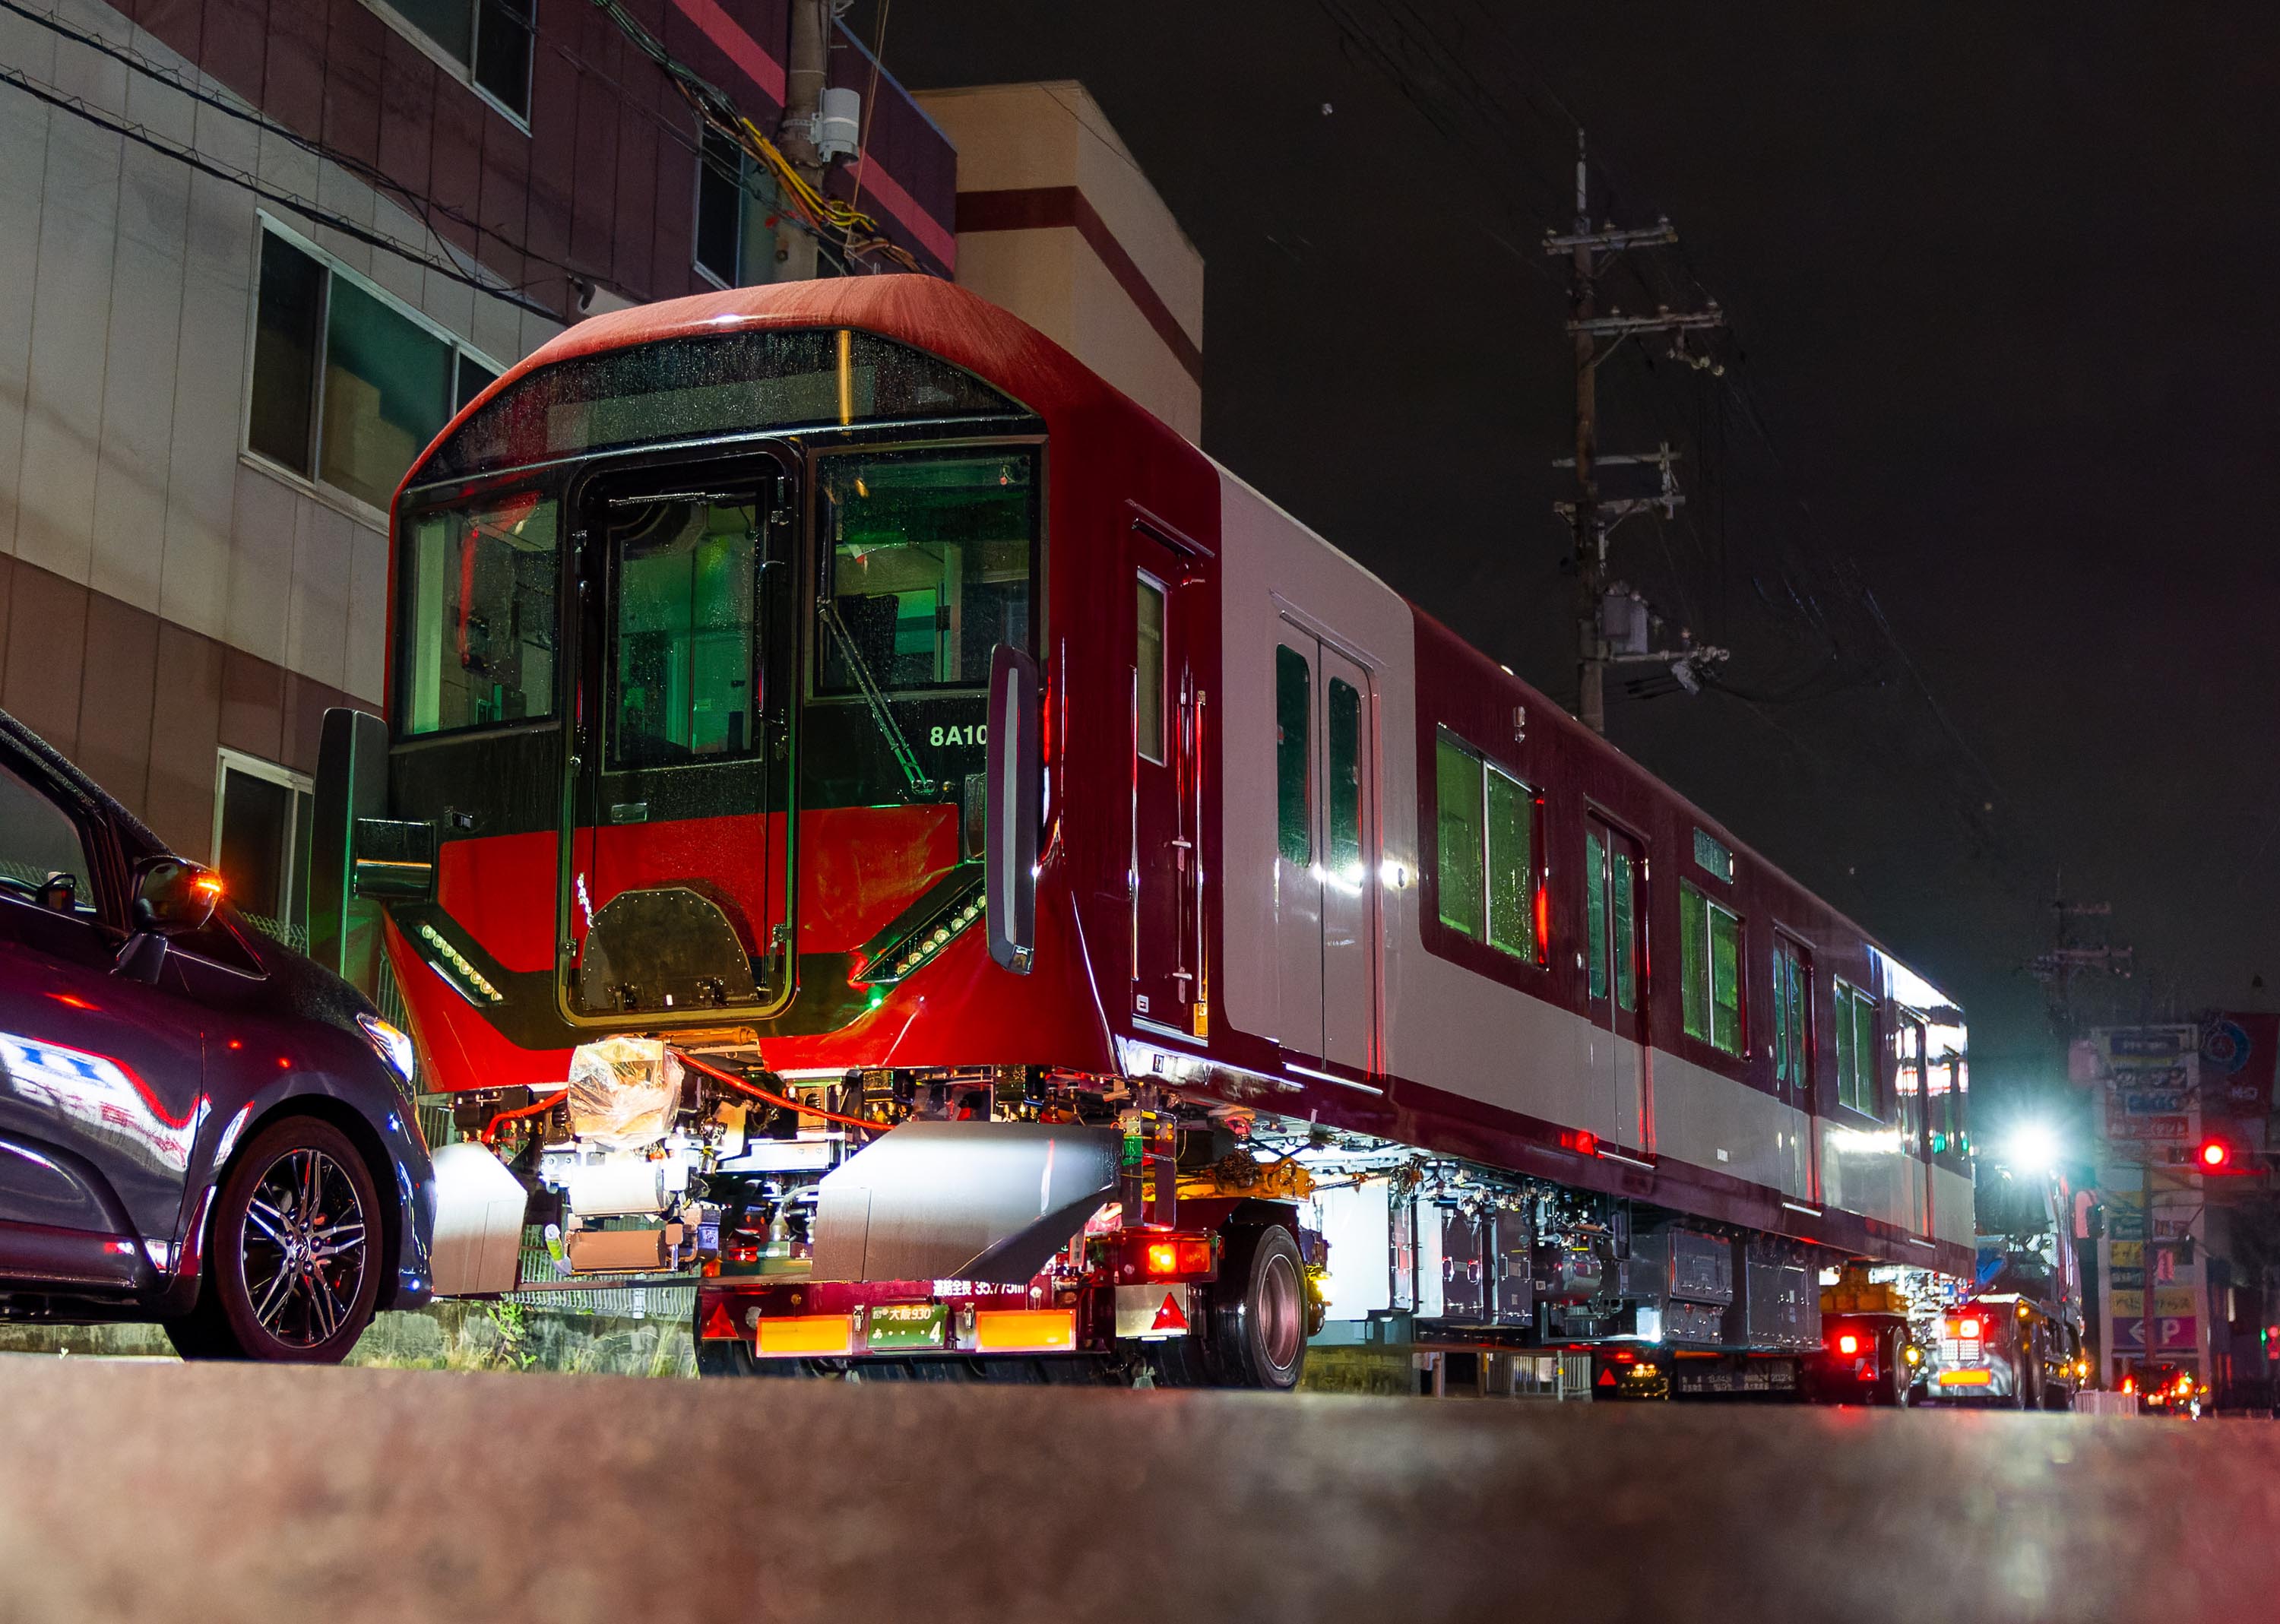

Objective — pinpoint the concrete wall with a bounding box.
[917,81,1205,442]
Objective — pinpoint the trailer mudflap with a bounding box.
[428,1141,529,1296]
[809,1121,1120,1284]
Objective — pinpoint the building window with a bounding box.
[1435,728,1537,961]
[213,750,314,947]
[1275,646,1310,865]
[369,0,535,121]
[1680,881,1743,1056]
[1834,980,1880,1115]
[247,222,501,511]
[693,125,787,287]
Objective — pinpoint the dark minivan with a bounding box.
[0,708,432,1360]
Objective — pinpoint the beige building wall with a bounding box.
[0,0,557,867]
[916,81,1204,442]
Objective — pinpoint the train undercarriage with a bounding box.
[436,1039,1904,1398]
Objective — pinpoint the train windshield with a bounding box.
[421,328,1019,481]
[398,483,562,736]
[816,448,1037,695]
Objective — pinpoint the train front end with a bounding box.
[309,282,1214,1364]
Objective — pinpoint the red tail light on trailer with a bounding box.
[1836,1333,1859,1356]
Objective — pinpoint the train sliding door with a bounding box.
[1131,531,1204,1036]
[1585,816,1651,1150]
[1271,627,1379,1076]
[564,458,796,1021]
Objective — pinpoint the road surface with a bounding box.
[0,1359,2273,1622]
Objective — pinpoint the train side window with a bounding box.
[1135,577,1167,765]
[1834,980,1879,1115]
[1327,678,1363,884]
[1485,765,1534,961]
[1433,730,1484,938]
[1275,646,1311,864]
[1680,881,1743,1056]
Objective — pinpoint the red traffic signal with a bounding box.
[2200,1141,2231,1170]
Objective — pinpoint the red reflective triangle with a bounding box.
[1596,1366,1617,1388]
[1151,1293,1190,1332]
[700,1300,739,1341]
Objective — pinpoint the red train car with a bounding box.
[315,275,1971,1390]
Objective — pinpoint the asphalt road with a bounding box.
[1,1360,2273,1624]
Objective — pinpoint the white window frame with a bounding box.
[211,748,314,934]
[242,212,505,521]
[359,0,535,132]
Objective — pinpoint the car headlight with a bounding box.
[357,1012,417,1091]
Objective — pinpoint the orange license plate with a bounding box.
[973,1309,1076,1353]
[1939,1368,1993,1386]
[755,1314,856,1356]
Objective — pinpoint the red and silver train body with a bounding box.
[315,275,1971,1390]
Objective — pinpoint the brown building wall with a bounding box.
[0,549,351,859]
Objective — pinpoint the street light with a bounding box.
[2003,1120,2060,1177]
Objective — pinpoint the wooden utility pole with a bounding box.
[1545,132,1723,734]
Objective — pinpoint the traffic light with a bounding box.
[2199,1140,2231,1171]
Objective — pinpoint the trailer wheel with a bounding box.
[1211,1223,1309,1391]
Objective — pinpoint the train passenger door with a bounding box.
[1897,1014,1930,1233]
[1772,933,1818,1199]
[1584,817,1649,1149]
[566,462,796,1018]
[1271,629,1378,1073]
[1131,532,1203,1035]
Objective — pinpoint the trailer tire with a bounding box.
[1211,1222,1309,1391]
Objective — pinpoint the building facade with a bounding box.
[0,0,1200,945]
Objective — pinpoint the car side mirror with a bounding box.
[984,644,1041,974]
[132,857,223,936]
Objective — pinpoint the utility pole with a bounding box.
[777,0,834,281]
[1545,131,1725,735]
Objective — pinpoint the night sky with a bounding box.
[864,2,2280,1123]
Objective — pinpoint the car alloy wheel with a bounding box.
[239,1146,369,1350]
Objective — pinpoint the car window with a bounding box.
[0,755,98,918]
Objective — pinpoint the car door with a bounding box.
[0,744,207,1280]
[1131,527,1205,1036]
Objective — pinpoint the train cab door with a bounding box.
[565,463,796,1019]
[1130,531,1204,1037]
[1584,816,1650,1150]
[1270,628,1379,1075]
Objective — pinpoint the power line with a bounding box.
[0,60,557,319]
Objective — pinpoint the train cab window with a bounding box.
[1136,578,1167,765]
[816,449,1035,694]
[400,487,562,736]
[1680,881,1743,1056]
[1835,981,1880,1115]
[607,494,762,769]
[1327,678,1363,884]
[1275,647,1311,864]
